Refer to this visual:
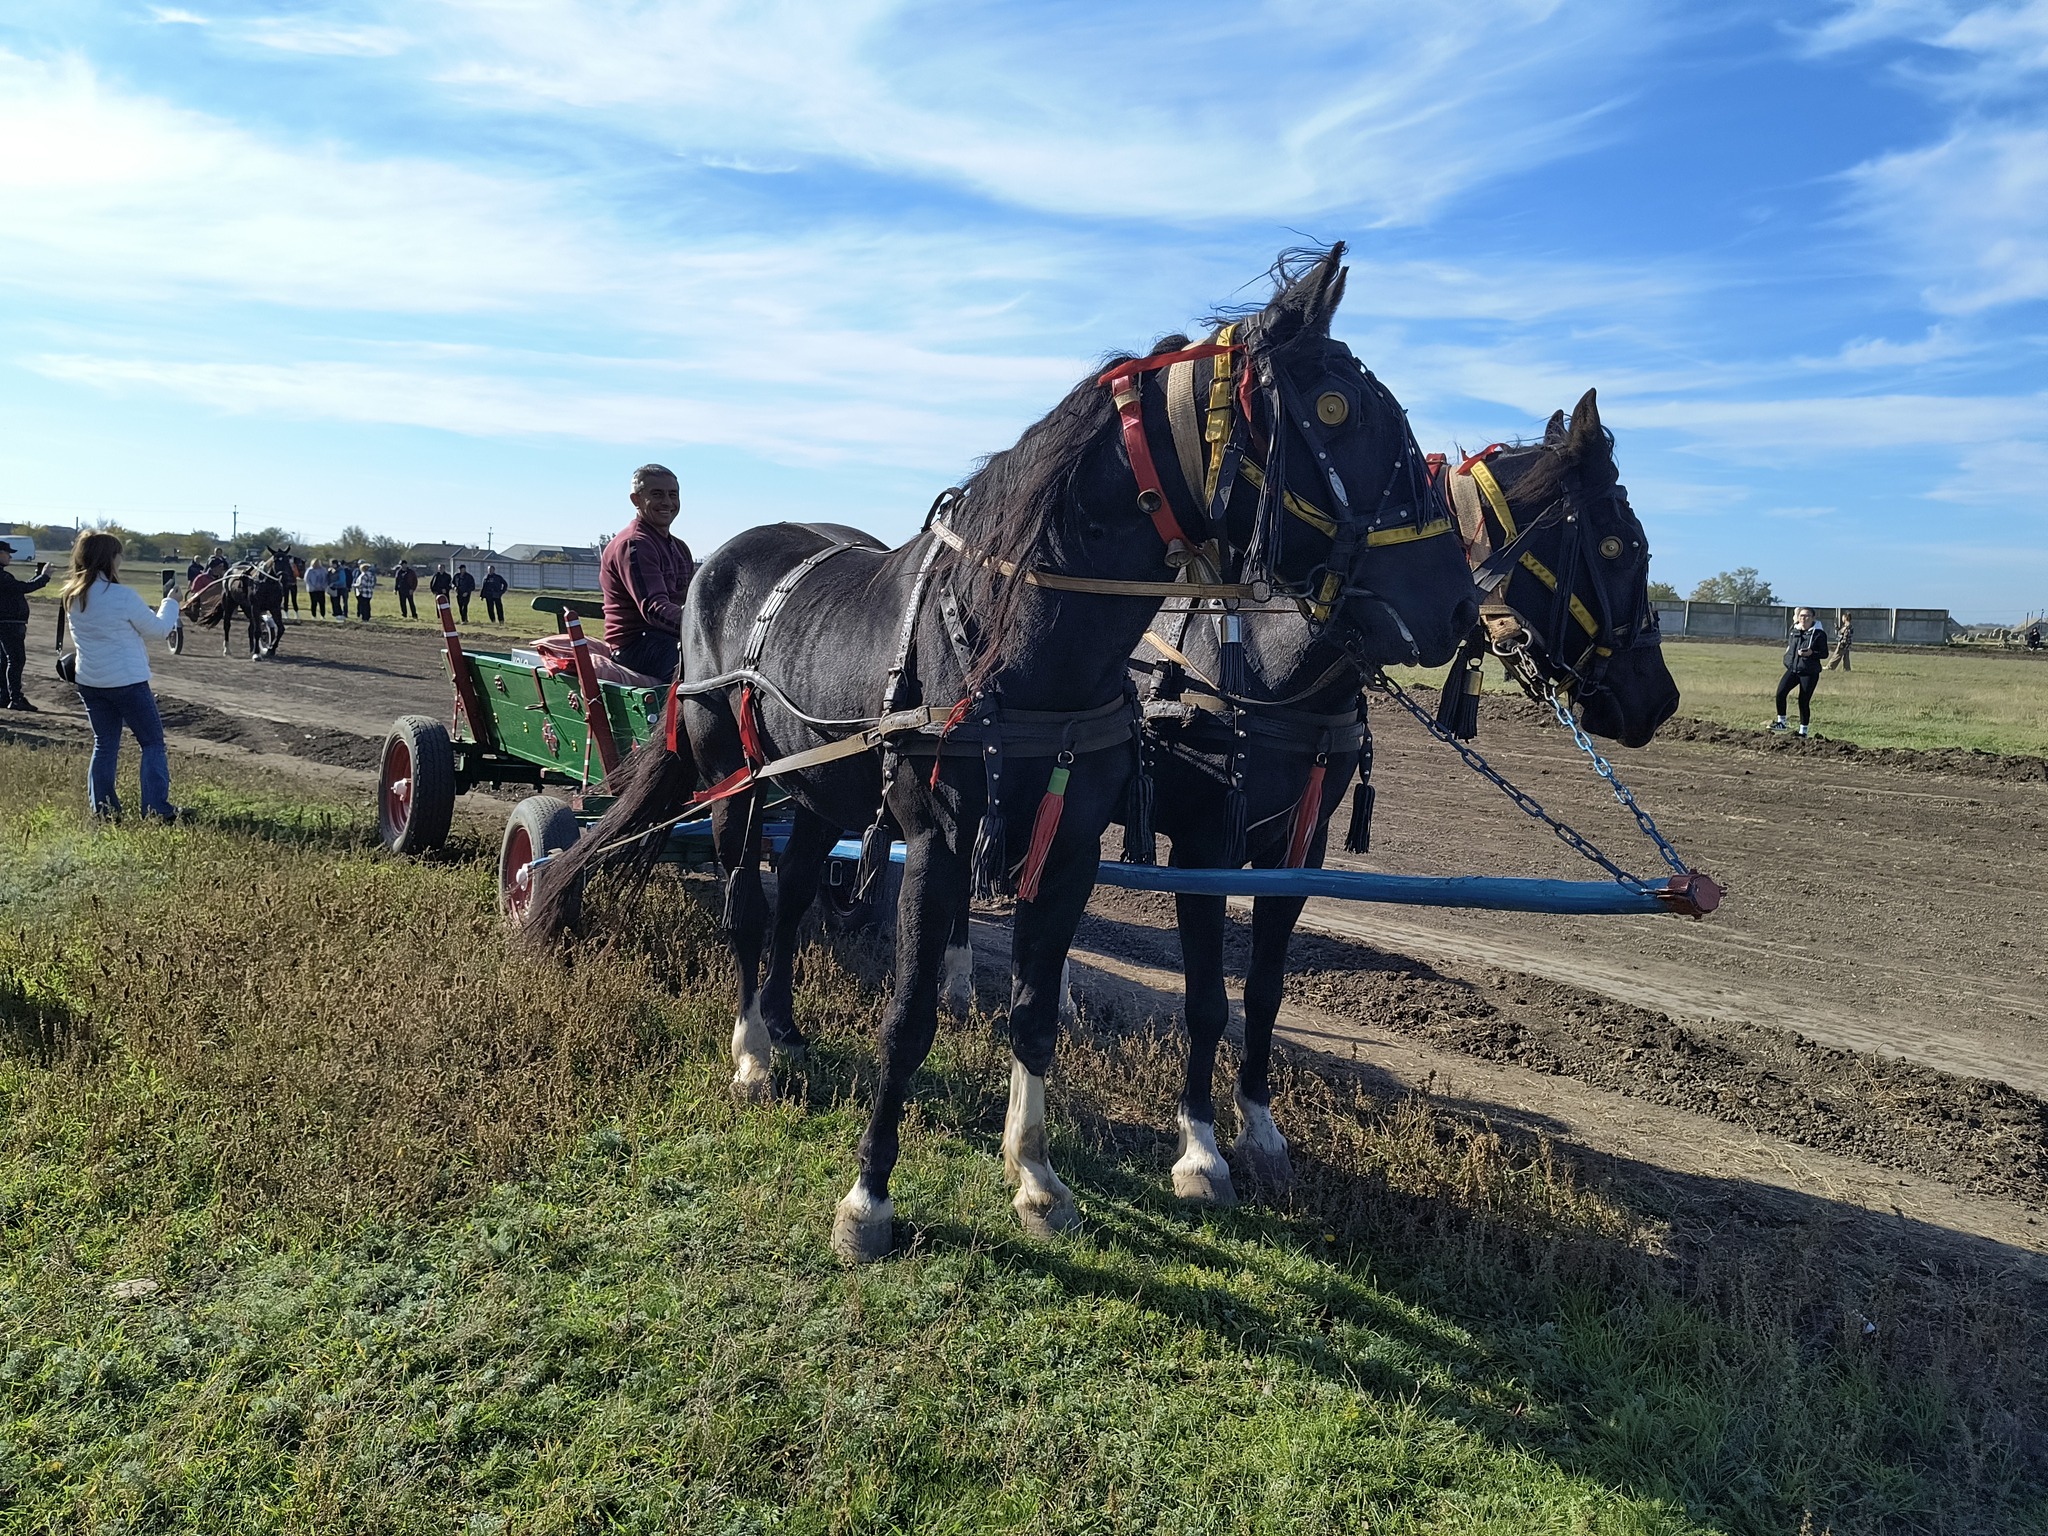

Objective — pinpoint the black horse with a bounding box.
[530,246,1480,1261]
[1085,388,1679,1203]
[187,545,289,658]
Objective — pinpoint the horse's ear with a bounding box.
[1544,409,1568,446]
[1259,242,1349,348]
[1564,388,1608,463]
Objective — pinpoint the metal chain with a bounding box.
[1366,670,1663,890]
[1537,682,1691,876]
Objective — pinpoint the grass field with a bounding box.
[1398,641,2048,757]
[4,739,2043,1532]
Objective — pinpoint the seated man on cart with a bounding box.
[599,463,695,680]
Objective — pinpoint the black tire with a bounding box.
[254,613,282,659]
[819,849,902,935]
[165,624,184,656]
[378,715,456,854]
[499,795,583,929]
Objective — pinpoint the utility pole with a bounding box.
[232,504,239,544]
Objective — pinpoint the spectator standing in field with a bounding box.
[1,540,53,711]
[1828,611,1854,671]
[454,563,476,622]
[305,558,328,618]
[185,555,203,585]
[281,555,300,614]
[394,559,419,619]
[329,560,351,622]
[60,531,181,820]
[480,564,508,625]
[599,463,695,678]
[428,562,453,614]
[1769,606,1829,737]
[353,560,377,621]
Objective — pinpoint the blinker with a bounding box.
[1316,391,1349,426]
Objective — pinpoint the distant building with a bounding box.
[498,542,600,564]
[404,542,499,566]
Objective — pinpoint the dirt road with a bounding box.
[13,611,2046,1263]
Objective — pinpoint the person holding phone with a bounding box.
[60,531,181,820]
[0,539,52,710]
[1769,606,1829,737]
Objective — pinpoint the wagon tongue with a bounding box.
[1653,871,1723,919]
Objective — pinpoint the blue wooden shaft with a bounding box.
[814,835,1667,916]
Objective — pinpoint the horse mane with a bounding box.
[936,242,1355,688]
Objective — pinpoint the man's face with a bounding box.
[0,544,13,566]
[1795,609,1813,629]
[632,476,681,531]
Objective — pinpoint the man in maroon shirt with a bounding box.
[599,463,695,679]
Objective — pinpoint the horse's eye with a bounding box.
[1316,391,1349,426]
[1599,536,1624,559]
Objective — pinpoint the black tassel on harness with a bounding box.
[1343,781,1375,854]
[972,796,1008,902]
[1436,636,1484,741]
[1218,632,1247,700]
[854,801,895,904]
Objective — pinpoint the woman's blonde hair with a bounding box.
[60,531,123,612]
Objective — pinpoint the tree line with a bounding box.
[0,521,415,568]
[1646,567,1778,605]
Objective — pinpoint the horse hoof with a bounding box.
[1014,1194,1081,1239]
[729,1071,775,1106]
[831,1193,896,1264]
[1234,1143,1295,1197]
[1173,1165,1238,1206]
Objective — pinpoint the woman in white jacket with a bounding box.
[61,531,181,820]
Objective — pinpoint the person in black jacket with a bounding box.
[479,564,508,624]
[1770,607,1829,736]
[428,562,453,613]
[0,540,53,710]
[453,563,477,622]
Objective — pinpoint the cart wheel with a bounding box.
[254,613,282,659]
[819,849,901,935]
[500,795,582,929]
[378,715,456,854]
[165,623,184,656]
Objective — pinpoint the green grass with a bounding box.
[1394,642,2048,757]
[2,739,2043,1532]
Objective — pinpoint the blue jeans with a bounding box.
[77,682,173,819]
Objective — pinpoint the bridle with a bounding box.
[1442,444,1656,708]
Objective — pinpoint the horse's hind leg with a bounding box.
[1233,891,1305,1195]
[1172,883,1237,1206]
[757,805,835,1059]
[715,793,776,1103]
[941,905,974,1017]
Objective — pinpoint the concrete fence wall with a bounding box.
[1653,601,1954,646]
[501,562,602,593]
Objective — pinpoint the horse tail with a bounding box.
[522,710,699,942]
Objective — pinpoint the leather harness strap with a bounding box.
[743,540,855,671]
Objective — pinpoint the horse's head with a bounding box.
[1454,390,1677,747]
[1183,246,1478,666]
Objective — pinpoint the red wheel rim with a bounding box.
[381,738,413,837]
[502,824,535,922]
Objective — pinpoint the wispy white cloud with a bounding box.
[424,0,1663,224]
[239,17,410,56]
[147,6,210,24]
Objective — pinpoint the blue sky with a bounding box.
[2,1,2045,618]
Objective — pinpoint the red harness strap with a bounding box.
[1456,443,1505,475]
[1283,761,1327,869]
[737,683,767,768]
[1096,342,1240,558]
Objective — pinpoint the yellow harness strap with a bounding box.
[1468,458,1516,539]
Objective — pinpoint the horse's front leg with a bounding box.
[940,904,975,1018]
[833,819,967,1263]
[221,607,233,657]
[1003,824,1102,1238]
[1172,880,1236,1206]
[758,805,836,1059]
[1234,889,1309,1195]
[715,792,776,1103]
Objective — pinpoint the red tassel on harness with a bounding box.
[1284,761,1327,869]
[663,680,681,752]
[1013,763,1070,904]
[929,697,972,789]
[737,684,767,768]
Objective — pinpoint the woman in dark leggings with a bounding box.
[1770,606,1829,737]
